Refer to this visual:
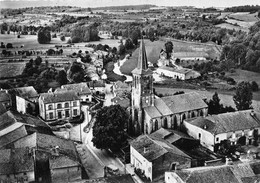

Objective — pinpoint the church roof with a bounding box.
[161,92,208,114]
[131,39,153,75]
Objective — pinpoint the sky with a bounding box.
[0,0,260,9]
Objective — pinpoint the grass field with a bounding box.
[215,23,249,32]
[228,12,259,22]
[0,63,26,78]
[120,39,220,75]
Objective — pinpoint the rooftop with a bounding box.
[61,82,91,95]
[185,110,260,134]
[40,91,80,104]
[74,174,135,183]
[0,90,10,102]
[11,86,38,100]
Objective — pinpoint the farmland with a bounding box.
[120,39,221,75]
[0,63,26,78]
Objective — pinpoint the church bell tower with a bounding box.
[131,39,154,135]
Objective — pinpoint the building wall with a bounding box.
[165,172,185,183]
[51,166,81,183]
[152,152,191,180]
[185,71,201,80]
[16,96,26,114]
[157,68,185,80]
[41,100,81,121]
[80,94,92,102]
[0,171,34,183]
[130,146,153,181]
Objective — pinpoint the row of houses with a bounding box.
[0,81,107,122]
[129,110,260,181]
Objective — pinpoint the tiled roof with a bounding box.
[130,135,167,162]
[161,92,208,114]
[130,134,190,162]
[186,110,260,134]
[0,125,27,148]
[0,90,10,102]
[154,98,173,116]
[111,96,130,108]
[49,155,80,169]
[61,82,91,95]
[0,148,34,175]
[14,132,78,161]
[40,91,80,103]
[88,81,105,88]
[173,162,260,183]
[144,106,162,118]
[12,86,38,99]
[158,66,192,74]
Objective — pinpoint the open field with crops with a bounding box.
[0,63,26,78]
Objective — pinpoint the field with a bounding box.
[215,23,249,32]
[120,39,221,75]
[0,63,26,78]
[228,12,259,22]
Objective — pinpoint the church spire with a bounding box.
[132,39,152,75]
[137,39,148,70]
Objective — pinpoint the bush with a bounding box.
[37,27,51,44]
[71,36,81,43]
[60,35,66,41]
[52,33,57,38]
[67,38,72,44]
[17,35,20,38]
[6,43,13,49]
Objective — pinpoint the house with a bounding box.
[172,52,208,61]
[165,161,260,183]
[88,80,105,94]
[13,132,82,183]
[0,148,35,182]
[111,96,130,109]
[10,86,38,114]
[156,66,201,80]
[183,110,260,151]
[60,82,92,102]
[130,40,208,135]
[39,91,81,121]
[0,111,28,149]
[149,128,218,167]
[0,90,11,109]
[130,134,192,181]
[112,81,131,97]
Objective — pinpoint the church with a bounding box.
[131,40,208,135]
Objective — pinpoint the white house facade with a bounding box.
[39,91,81,121]
[184,110,260,151]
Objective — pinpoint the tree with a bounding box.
[6,43,13,48]
[92,105,128,151]
[251,81,259,91]
[208,92,221,114]
[56,70,68,85]
[130,29,140,45]
[124,38,134,50]
[37,27,51,44]
[118,43,126,55]
[165,41,173,59]
[60,35,66,41]
[233,81,253,110]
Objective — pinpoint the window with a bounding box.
[65,102,69,108]
[58,111,62,119]
[73,101,77,107]
[198,133,201,139]
[49,112,54,119]
[48,104,53,110]
[57,103,62,109]
[216,137,219,142]
[65,110,70,117]
[73,109,77,116]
